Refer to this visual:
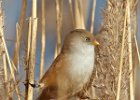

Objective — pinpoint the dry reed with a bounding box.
[134,35,140,67]
[27,0,38,99]
[0,4,8,99]
[2,48,8,98]
[13,0,27,67]
[127,0,135,99]
[74,0,85,29]
[116,6,127,100]
[54,0,63,58]
[0,1,21,99]
[25,17,32,100]
[90,0,96,33]
[90,0,137,100]
[15,23,20,71]
[40,0,46,79]
[68,0,74,27]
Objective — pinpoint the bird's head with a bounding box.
[62,29,99,53]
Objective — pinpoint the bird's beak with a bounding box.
[92,40,100,46]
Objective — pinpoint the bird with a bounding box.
[37,29,99,100]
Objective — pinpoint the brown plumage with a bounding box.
[37,29,99,100]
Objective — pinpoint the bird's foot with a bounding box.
[23,81,40,88]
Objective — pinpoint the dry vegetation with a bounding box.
[0,0,139,100]
[91,0,137,99]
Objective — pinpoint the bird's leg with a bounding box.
[29,82,40,88]
[76,91,90,99]
[76,85,91,99]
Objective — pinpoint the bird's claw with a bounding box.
[23,81,40,88]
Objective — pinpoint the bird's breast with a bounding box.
[66,48,95,87]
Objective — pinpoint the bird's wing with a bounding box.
[38,54,66,100]
[37,85,57,100]
[39,53,65,86]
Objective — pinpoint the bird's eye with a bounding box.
[85,37,90,42]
